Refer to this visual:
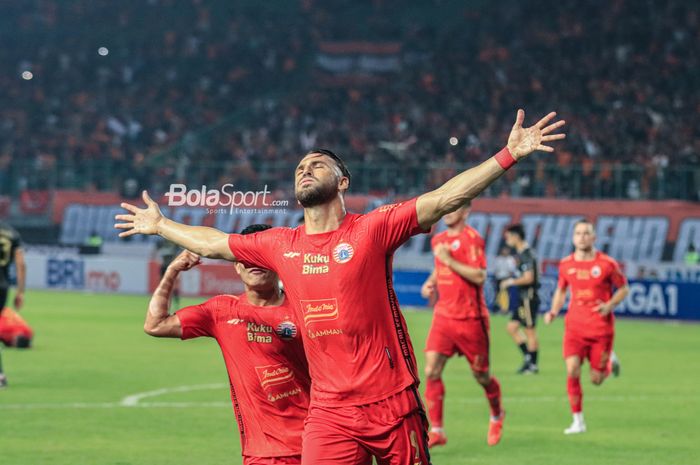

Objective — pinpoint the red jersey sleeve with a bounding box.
[608,259,628,289]
[176,296,226,340]
[557,262,570,290]
[366,197,426,251]
[227,228,283,271]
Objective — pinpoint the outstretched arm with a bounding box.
[144,250,202,338]
[416,110,565,229]
[115,191,234,260]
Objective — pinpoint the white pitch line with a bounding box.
[119,383,227,406]
[134,401,231,408]
[0,383,230,410]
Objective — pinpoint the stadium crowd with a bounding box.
[1,0,697,199]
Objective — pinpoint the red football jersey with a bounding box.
[177,294,310,458]
[228,198,426,406]
[557,251,628,337]
[432,226,489,319]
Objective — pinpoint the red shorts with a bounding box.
[243,456,301,465]
[425,314,490,373]
[563,331,614,372]
[302,387,431,465]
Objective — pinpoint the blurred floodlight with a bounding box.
[21,71,33,80]
[98,47,109,56]
[449,137,458,146]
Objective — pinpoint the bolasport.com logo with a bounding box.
[164,184,290,214]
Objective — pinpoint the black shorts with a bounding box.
[0,287,8,314]
[510,289,539,328]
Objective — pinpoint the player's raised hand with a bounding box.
[168,250,202,272]
[114,190,165,238]
[507,109,566,160]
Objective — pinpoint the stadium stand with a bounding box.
[1,0,697,200]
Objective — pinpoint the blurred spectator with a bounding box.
[685,244,699,266]
[81,230,103,255]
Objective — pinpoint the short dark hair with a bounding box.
[574,218,595,229]
[505,223,525,240]
[240,224,272,235]
[306,148,351,182]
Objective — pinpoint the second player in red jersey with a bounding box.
[421,204,504,448]
[144,225,311,464]
[544,219,629,435]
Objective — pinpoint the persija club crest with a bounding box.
[276,320,298,341]
[332,242,354,264]
[591,265,602,278]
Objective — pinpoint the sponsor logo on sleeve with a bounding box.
[378,203,402,213]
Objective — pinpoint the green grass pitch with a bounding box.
[1,290,698,465]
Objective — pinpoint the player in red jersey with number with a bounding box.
[544,219,629,435]
[144,224,311,464]
[117,109,565,464]
[421,203,504,448]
